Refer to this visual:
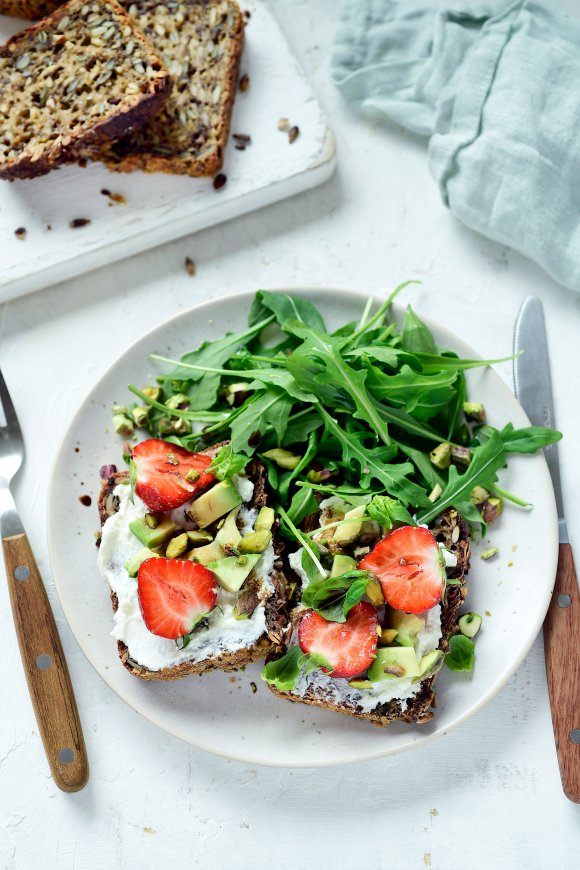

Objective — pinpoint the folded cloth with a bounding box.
[332,0,580,293]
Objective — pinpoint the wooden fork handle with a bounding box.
[543,543,580,803]
[3,532,89,792]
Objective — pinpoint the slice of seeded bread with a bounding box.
[268,510,471,727]
[0,1,64,18]
[80,0,244,176]
[98,448,290,681]
[0,0,171,180]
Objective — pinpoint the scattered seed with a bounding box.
[70,218,91,228]
[213,173,227,190]
[14,227,26,240]
[79,494,92,506]
[185,256,196,276]
[239,73,250,92]
[250,682,257,694]
[46,224,52,231]
[288,125,300,144]
[233,133,251,144]
[100,189,127,205]
[278,117,290,131]
[235,144,246,151]
[242,9,251,21]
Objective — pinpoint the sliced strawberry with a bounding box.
[137,558,217,640]
[298,602,378,679]
[360,525,444,614]
[133,438,215,512]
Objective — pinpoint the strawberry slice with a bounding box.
[298,602,378,679]
[133,438,215,512]
[360,525,444,614]
[137,558,217,640]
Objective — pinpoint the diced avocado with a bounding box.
[254,506,275,533]
[413,649,444,682]
[347,679,373,690]
[187,530,214,546]
[333,505,366,546]
[330,554,357,577]
[388,609,426,647]
[189,481,242,528]
[124,547,159,578]
[209,553,261,592]
[379,628,398,645]
[367,647,420,682]
[366,575,384,607]
[238,530,271,554]
[215,507,242,548]
[165,533,189,559]
[129,517,177,548]
[430,441,451,469]
[189,541,225,566]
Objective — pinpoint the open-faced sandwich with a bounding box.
[96,287,560,723]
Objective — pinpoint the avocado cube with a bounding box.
[388,609,425,647]
[208,553,261,592]
[367,647,420,682]
[347,679,373,690]
[333,505,366,546]
[330,554,357,577]
[129,517,177,548]
[379,628,398,645]
[414,649,444,682]
[124,547,159,578]
[189,481,242,529]
[189,541,225,567]
[214,507,242,548]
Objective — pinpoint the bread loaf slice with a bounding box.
[98,453,290,681]
[0,1,64,19]
[0,0,171,180]
[82,0,244,176]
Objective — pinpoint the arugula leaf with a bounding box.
[249,290,326,335]
[397,442,446,490]
[483,423,562,454]
[230,388,293,454]
[345,345,399,368]
[417,430,506,524]
[209,445,249,481]
[260,647,333,691]
[411,352,515,373]
[278,506,326,578]
[366,496,417,529]
[247,368,317,403]
[286,486,319,525]
[278,430,319,502]
[320,409,430,507]
[301,571,370,622]
[401,306,438,354]
[445,634,475,672]
[365,363,457,415]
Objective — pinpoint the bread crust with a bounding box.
[268,510,471,727]
[98,452,289,680]
[86,0,244,176]
[0,0,172,180]
[0,0,63,18]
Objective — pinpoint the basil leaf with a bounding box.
[401,306,438,354]
[260,646,333,691]
[209,445,249,481]
[445,634,475,672]
[249,290,326,335]
[366,496,416,529]
[487,423,562,454]
[302,571,370,622]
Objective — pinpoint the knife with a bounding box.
[514,296,579,803]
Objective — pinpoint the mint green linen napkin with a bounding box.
[332,0,580,292]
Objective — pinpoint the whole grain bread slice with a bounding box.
[80,0,244,176]
[268,509,471,727]
[0,0,64,18]
[0,0,171,180]
[98,449,290,681]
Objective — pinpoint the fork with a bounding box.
[0,367,88,792]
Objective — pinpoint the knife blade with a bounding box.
[513,295,579,804]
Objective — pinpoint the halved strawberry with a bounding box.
[360,525,444,614]
[137,558,217,640]
[133,439,215,512]
[298,602,378,679]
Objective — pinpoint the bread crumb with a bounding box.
[143,827,155,834]
[185,256,196,276]
[423,854,431,868]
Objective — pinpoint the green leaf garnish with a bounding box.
[301,570,371,622]
[209,445,249,481]
[260,646,334,691]
[444,634,476,672]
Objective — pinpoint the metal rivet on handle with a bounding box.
[14,565,29,581]
[557,593,572,608]
[58,748,74,764]
[35,654,52,670]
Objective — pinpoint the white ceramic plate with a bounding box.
[47,289,558,767]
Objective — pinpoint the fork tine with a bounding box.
[0,366,22,439]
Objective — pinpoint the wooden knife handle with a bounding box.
[3,532,89,792]
[543,542,580,803]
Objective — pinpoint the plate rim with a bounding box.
[47,286,559,767]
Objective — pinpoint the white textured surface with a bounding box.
[0,0,335,302]
[0,1,579,867]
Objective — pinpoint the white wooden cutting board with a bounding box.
[0,0,335,302]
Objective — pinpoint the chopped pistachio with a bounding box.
[463,401,486,424]
[254,506,275,533]
[171,418,191,435]
[142,386,162,401]
[481,546,499,561]
[366,576,384,607]
[166,393,190,410]
[186,530,214,546]
[306,468,336,483]
[225,382,250,406]
[165,533,189,559]
[157,417,174,434]
[458,612,482,638]
[112,403,129,415]
[185,468,200,483]
[428,483,443,503]
[470,485,489,505]
[481,497,503,524]
[380,628,398,645]
[113,413,134,437]
[132,406,149,428]
[451,444,471,466]
[430,442,451,469]
[262,448,301,470]
[145,513,159,529]
[238,530,272,554]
